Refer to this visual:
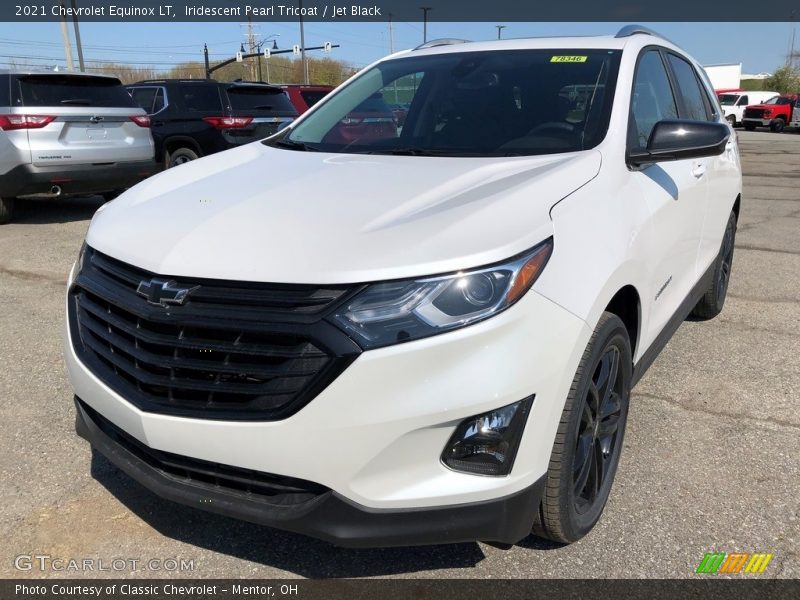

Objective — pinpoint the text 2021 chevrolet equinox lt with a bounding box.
[65,27,742,547]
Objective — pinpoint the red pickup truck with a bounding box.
[742,95,798,132]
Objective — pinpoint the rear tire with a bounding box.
[166,147,199,168]
[0,196,14,224]
[532,313,632,544]
[770,118,786,133]
[691,210,737,320]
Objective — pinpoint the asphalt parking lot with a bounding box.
[0,130,797,579]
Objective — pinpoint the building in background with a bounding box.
[704,63,743,91]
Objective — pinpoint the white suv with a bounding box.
[0,70,155,224]
[65,26,742,547]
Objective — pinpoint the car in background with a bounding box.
[127,79,297,168]
[742,94,797,132]
[280,84,334,114]
[0,70,155,224]
[322,92,398,145]
[717,90,777,126]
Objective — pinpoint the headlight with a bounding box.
[332,239,553,348]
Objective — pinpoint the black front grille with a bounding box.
[69,247,361,420]
[744,108,765,119]
[80,399,329,506]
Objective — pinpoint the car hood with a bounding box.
[88,143,601,284]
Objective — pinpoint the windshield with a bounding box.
[718,94,739,106]
[764,96,791,105]
[278,49,621,157]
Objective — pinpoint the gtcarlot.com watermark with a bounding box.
[14,554,195,573]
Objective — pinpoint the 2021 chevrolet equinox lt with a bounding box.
[65,27,742,547]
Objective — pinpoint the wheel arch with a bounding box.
[163,136,202,159]
[602,285,641,360]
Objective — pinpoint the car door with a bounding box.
[735,94,749,123]
[665,52,740,277]
[628,49,707,349]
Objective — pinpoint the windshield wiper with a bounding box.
[358,147,438,156]
[60,98,92,105]
[273,139,318,152]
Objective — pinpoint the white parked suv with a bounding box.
[0,70,155,224]
[65,26,742,547]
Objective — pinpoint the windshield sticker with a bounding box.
[550,55,588,63]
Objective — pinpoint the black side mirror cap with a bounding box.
[627,119,730,167]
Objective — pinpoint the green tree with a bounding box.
[764,65,800,94]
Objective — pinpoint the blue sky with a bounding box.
[0,21,795,75]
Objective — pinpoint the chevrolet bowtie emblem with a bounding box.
[136,278,198,307]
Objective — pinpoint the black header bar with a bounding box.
[5,0,800,22]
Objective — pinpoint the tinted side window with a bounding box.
[667,54,711,121]
[130,87,157,113]
[629,50,678,149]
[179,84,222,112]
[301,90,329,107]
[152,88,165,113]
[738,95,749,106]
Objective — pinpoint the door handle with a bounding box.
[691,163,706,178]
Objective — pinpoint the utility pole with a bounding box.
[70,0,85,71]
[204,44,210,79]
[496,25,506,40]
[299,0,309,84]
[58,0,74,70]
[420,7,432,44]
[246,16,257,80]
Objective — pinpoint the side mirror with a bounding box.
[628,119,730,167]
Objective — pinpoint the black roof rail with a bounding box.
[615,25,663,39]
[413,38,470,51]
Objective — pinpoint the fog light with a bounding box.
[441,397,533,476]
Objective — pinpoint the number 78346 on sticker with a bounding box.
[550,56,589,63]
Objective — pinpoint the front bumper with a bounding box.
[0,160,157,198]
[76,396,545,547]
[742,118,772,128]
[65,284,590,546]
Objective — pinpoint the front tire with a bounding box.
[770,118,786,133]
[532,312,632,544]
[0,196,14,224]
[691,209,737,320]
[744,124,756,131]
